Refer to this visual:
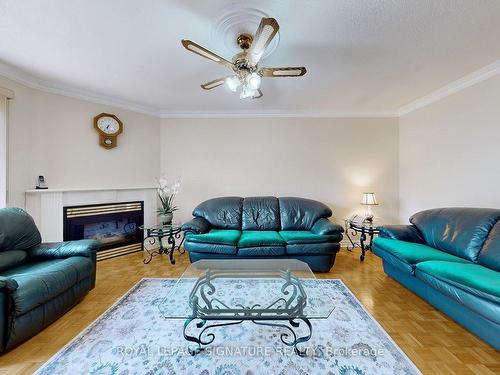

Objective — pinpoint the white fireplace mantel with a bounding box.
[25,187,158,242]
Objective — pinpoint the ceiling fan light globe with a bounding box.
[240,87,257,99]
[225,76,240,92]
[246,73,261,90]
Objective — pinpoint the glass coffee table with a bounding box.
[159,259,335,356]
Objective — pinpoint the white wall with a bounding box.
[0,76,161,208]
[0,95,6,208]
[399,74,500,222]
[5,66,498,229]
[160,117,400,225]
[1,74,401,226]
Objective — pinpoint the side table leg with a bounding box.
[368,230,375,251]
[360,230,366,261]
[167,234,176,265]
[345,227,357,251]
[143,236,159,264]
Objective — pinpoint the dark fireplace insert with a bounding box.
[63,201,144,261]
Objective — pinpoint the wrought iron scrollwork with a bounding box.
[344,220,380,261]
[183,318,244,355]
[252,318,312,356]
[142,226,185,264]
[182,267,314,356]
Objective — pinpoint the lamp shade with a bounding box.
[361,192,378,205]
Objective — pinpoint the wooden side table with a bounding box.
[345,220,381,261]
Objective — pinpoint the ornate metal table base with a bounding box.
[181,268,313,356]
[141,225,185,264]
[345,220,380,261]
[183,317,312,356]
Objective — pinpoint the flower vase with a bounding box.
[160,212,173,226]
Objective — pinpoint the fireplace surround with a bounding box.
[25,187,157,254]
[63,201,144,260]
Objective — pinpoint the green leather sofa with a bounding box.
[0,208,98,352]
[373,207,500,349]
[182,196,344,272]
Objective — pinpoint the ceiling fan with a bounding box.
[181,17,307,99]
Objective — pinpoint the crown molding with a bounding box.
[0,61,397,119]
[398,59,500,116]
[159,110,398,119]
[0,86,14,99]
[0,61,162,117]
[3,57,499,120]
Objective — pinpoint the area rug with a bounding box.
[35,278,421,375]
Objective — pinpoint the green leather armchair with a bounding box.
[0,208,98,352]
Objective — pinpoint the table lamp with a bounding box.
[361,192,378,223]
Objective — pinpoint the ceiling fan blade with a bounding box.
[252,89,263,99]
[260,67,307,77]
[249,18,279,64]
[181,39,233,69]
[200,76,231,90]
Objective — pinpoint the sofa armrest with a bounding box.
[182,217,211,234]
[27,240,100,260]
[0,277,18,293]
[311,218,344,235]
[377,225,424,243]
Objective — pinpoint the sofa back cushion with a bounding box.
[410,208,500,262]
[0,208,42,252]
[193,197,243,229]
[477,220,500,272]
[242,196,280,231]
[279,197,332,230]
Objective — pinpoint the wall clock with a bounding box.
[93,113,123,149]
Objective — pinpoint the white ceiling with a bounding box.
[1,0,500,116]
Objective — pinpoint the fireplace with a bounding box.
[63,201,144,261]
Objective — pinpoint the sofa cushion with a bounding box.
[2,257,93,315]
[0,208,42,252]
[477,220,500,272]
[373,238,471,267]
[410,208,500,262]
[416,261,500,302]
[186,229,241,246]
[279,231,341,244]
[278,197,332,230]
[242,197,280,231]
[192,197,243,229]
[238,231,285,247]
[373,245,414,274]
[414,264,500,325]
[184,241,237,255]
[0,250,28,272]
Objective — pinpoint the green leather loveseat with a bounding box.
[373,207,500,349]
[182,196,344,272]
[0,208,98,352]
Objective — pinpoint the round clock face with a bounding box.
[97,116,120,135]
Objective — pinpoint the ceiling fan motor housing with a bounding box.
[237,33,253,50]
